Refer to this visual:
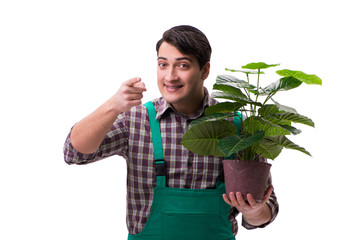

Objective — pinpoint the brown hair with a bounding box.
[156,25,212,70]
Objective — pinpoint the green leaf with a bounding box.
[278,125,302,135]
[243,116,290,136]
[261,77,302,95]
[218,130,265,156]
[216,75,256,89]
[181,120,237,157]
[213,83,248,99]
[272,99,298,114]
[265,136,312,156]
[265,118,291,127]
[259,106,303,133]
[254,138,284,160]
[276,69,322,85]
[211,91,245,102]
[211,92,262,106]
[189,112,236,127]
[268,112,315,127]
[225,68,264,75]
[258,104,280,117]
[242,62,280,70]
[205,102,244,115]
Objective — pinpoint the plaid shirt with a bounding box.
[63,88,279,235]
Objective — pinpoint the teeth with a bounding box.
[166,85,182,89]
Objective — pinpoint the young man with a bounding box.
[64,25,278,239]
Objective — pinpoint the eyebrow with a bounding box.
[157,57,192,62]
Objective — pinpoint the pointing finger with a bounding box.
[134,81,147,91]
[124,77,141,87]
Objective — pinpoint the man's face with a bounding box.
[157,42,209,115]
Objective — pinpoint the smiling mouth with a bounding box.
[165,84,184,90]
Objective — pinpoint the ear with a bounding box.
[201,62,210,81]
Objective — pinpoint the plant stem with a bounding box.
[253,69,261,116]
[245,73,254,117]
[243,147,254,161]
[241,106,248,119]
[263,92,274,105]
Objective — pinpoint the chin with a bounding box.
[163,96,181,105]
[161,90,182,102]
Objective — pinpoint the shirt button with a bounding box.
[187,161,192,167]
[184,185,190,189]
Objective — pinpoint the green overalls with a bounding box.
[128,102,240,240]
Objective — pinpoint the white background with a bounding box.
[1,0,359,239]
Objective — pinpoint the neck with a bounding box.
[172,95,205,117]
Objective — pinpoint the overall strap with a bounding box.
[144,101,166,187]
[233,111,242,135]
[225,112,242,160]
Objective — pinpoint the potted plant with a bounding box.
[181,62,322,201]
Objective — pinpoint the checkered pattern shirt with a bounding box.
[63,88,279,235]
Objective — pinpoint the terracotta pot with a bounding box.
[223,160,271,202]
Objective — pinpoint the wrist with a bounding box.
[242,204,271,226]
[106,96,124,115]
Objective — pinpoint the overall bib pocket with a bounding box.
[164,190,219,216]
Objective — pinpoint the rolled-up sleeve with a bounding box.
[63,115,129,165]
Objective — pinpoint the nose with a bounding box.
[165,67,179,82]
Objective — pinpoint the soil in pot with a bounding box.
[223,160,271,202]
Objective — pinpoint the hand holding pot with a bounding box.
[223,185,273,226]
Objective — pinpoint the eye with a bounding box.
[158,62,167,69]
[178,63,189,69]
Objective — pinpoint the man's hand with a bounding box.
[110,77,147,114]
[223,185,273,226]
[70,77,146,154]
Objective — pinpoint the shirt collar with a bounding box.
[155,87,216,120]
